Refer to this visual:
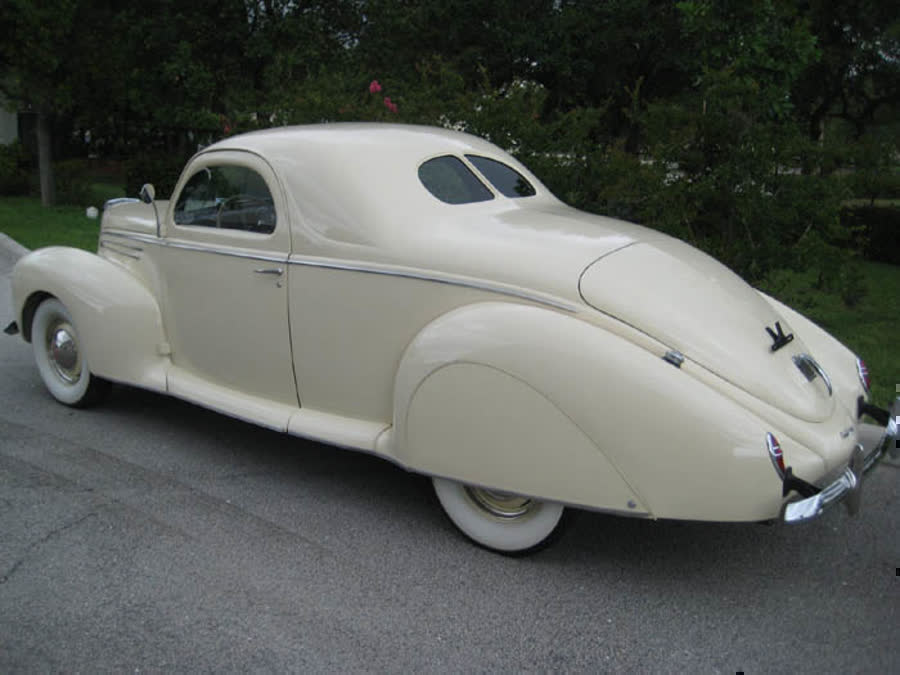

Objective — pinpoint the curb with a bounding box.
[0,233,30,260]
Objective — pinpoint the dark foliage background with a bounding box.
[1,0,897,301]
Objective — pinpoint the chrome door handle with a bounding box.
[254,267,284,276]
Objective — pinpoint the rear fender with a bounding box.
[12,247,168,392]
[393,302,646,515]
[393,302,813,521]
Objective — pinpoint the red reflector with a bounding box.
[766,432,785,479]
[856,358,870,393]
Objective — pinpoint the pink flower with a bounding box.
[384,97,398,114]
[369,80,382,93]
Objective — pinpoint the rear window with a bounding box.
[465,155,536,198]
[418,156,494,205]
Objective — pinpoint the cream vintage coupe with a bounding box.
[5,124,898,553]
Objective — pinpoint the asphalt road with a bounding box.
[1,238,898,673]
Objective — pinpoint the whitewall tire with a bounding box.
[432,477,566,554]
[31,298,109,407]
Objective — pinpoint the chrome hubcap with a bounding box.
[47,322,81,383]
[465,487,535,519]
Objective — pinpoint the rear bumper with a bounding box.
[782,397,898,523]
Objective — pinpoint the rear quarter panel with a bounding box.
[394,302,802,521]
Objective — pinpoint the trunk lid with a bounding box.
[579,236,834,422]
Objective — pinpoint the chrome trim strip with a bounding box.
[103,230,160,244]
[287,257,578,312]
[102,229,578,312]
[99,241,141,260]
[103,197,140,210]
[100,238,143,252]
[103,230,286,264]
[165,239,287,263]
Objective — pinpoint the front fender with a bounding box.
[12,247,168,392]
[394,302,810,521]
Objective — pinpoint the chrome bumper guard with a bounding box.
[783,397,899,523]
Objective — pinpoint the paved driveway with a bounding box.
[1,238,898,672]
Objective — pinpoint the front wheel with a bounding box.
[432,477,566,554]
[31,298,110,407]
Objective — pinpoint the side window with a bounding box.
[418,156,494,205]
[465,155,536,198]
[173,165,276,234]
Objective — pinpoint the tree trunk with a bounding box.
[37,111,55,206]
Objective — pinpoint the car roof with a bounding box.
[197,124,556,246]
[207,123,510,159]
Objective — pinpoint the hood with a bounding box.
[579,236,834,422]
[101,199,165,237]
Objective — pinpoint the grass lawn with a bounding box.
[91,181,129,205]
[0,196,102,252]
[795,261,899,408]
[1,194,897,406]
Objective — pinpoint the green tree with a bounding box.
[792,0,900,142]
[533,0,689,151]
[352,1,552,89]
[0,0,79,205]
[637,0,825,270]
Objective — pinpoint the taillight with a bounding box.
[766,432,786,479]
[856,357,870,393]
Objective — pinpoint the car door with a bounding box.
[158,151,297,409]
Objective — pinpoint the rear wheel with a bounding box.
[432,477,566,554]
[31,298,110,407]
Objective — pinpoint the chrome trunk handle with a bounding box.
[793,353,833,396]
[254,267,284,276]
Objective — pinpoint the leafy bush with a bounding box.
[837,126,900,202]
[842,170,900,203]
[0,141,31,196]
[288,59,870,309]
[53,159,93,205]
[843,206,900,266]
[124,153,190,200]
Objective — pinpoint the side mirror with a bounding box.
[139,183,156,204]
[139,183,161,237]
